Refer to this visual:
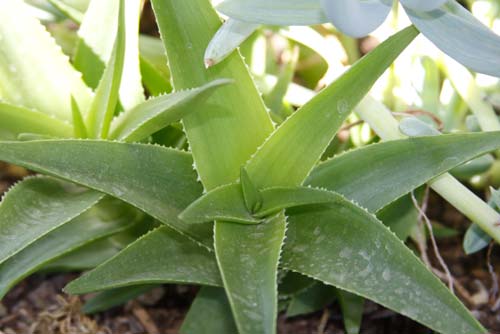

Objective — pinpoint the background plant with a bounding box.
[0,0,499,333]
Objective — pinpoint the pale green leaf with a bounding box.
[47,0,86,22]
[204,18,259,67]
[109,79,231,142]
[71,96,88,138]
[216,0,328,25]
[0,0,92,121]
[282,199,485,334]
[246,26,419,188]
[0,140,210,246]
[463,223,491,255]
[0,102,73,140]
[0,200,133,299]
[406,0,500,78]
[65,226,222,294]
[139,35,172,96]
[0,176,104,264]
[85,0,125,138]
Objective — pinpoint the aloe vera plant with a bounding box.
[1,0,500,333]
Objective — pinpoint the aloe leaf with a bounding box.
[400,0,447,11]
[282,200,485,334]
[82,285,157,314]
[240,167,263,213]
[139,35,172,96]
[0,0,92,121]
[0,176,104,264]
[463,223,492,255]
[0,140,210,246]
[278,272,315,297]
[216,0,328,25]
[152,1,279,333]
[205,18,260,67]
[377,194,419,241]
[0,200,133,299]
[246,26,418,188]
[71,96,88,138]
[180,287,238,334]
[214,213,287,334]
[109,79,231,142]
[286,282,336,317]
[306,132,500,212]
[65,226,222,294]
[151,0,273,189]
[75,0,144,109]
[85,0,125,138]
[181,185,351,224]
[47,0,85,22]
[337,290,364,334]
[406,0,500,78]
[0,102,73,140]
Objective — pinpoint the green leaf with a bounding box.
[306,132,500,212]
[0,140,210,246]
[83,285,157,314]
[278,272,315,297]
[451,154,495,181]
[240,167,263,213]
[0,102,73,140]
[204,19,260,67]
[47,0,86,22]
[0,176,104,264]
[151,0,273,189]
[71,96,88,138]
[377,194,419,241]
[109,79,231,142]
[281,200,485,334]
[0,0,92,121]
[286,282,336,317]
[337,290,364,334]
[214,213,286,334]
[85,0,126,138]
[75,0,144,109]
[406,1,500,78]
[463,223,491,255]
[246,26,419,188]
[180,185,356,224]
[65,226,222,294]
[139,35,172,96]
[216,0,328,25]
[0,199,133,299]
[180,287,238,334]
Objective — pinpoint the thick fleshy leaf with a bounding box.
[0,140,210,246]
[246,26,418,188]
[0,199,133,299]
[180,185,356,224]
[0,176,104,264]
[65,226,222,294]
[180,287,238,334]
[0,102,73,140]
[320,0,392,38]
[83,285,156,314]
[406,0,500,78]
[139,35,172,96]
[109,79,231,142]
[47,0,86,22]
[337,290,364,334]
[75,0,144,109]
[400,0,447,11]
[286,282,336,317]
[306,132,500,212]
[214,213,286,334]
[151,1,278,333]
[216,0,328,25]
[0,0,92,121]
[204,18,259,67]
[85,0,125,138]
[282,200,485,334]
[463,223,491,255]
